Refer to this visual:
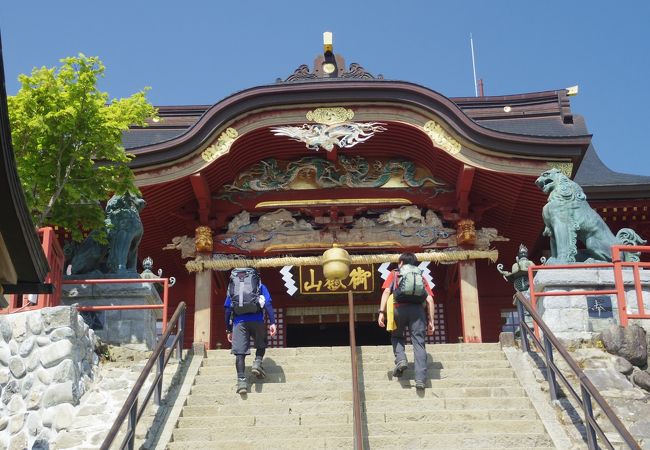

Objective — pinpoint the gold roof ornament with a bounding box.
[423,121,461,155]
[548,161,574,178]
[201,127,238,162]
[305,107,355,125]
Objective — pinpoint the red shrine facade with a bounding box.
[122,58,650,349]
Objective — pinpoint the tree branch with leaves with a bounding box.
[8,54,156,241]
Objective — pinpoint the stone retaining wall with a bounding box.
[0,306,97,449]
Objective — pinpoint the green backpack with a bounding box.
[392,264,426,303]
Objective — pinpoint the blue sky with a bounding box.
[1,1,648,176]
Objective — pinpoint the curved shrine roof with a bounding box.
[123,87,590,150]
[122,80,648,197]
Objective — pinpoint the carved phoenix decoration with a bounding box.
[271,122,387,152]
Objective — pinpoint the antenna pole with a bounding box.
[470,33,478,97]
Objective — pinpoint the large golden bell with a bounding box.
[322,246,351,280]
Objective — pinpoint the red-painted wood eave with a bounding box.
[135,120,549,283]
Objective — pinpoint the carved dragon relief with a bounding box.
[215,206,508,253]
[271,122,386,152]
[271,107,387,152]
[222,156,451,194]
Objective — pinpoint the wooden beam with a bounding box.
[459,260,482,343]
[193,254,213,349]
[456,165,475,217]
[190,173,211,225]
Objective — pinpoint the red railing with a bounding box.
[3,227,64,313]
[2,226,172,330]
[612,246,650,326]
[39,227,64,307]
[527,245,650,334]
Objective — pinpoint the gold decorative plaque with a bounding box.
[300,264,375,295]
[201,128,238,162]
[423,121,461,155]
[548,161,574,178]
[305,107,355,125]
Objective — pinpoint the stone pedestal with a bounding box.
[533,267,650,341]
[60,282,162,350]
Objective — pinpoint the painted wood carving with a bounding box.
[215,206,508,254]
[222,156,451,193]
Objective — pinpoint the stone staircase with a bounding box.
[165,343,557,449]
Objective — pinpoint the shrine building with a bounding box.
[120,44,650,350]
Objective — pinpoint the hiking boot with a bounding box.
[415,380,426,390]
[392,360,408,377]
[236,378,247,394]
[251,359,266,379]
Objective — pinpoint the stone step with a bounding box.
[174,417,544,441]
[363,397,533,412]
[171,420,545,442]
[179,407,540,422]
[193,375,522,388]
[189,382,525,398]
[205,343,501,357]
[168,433,554,449]
[182,401,354,416]
[177,409,541,428]
[167,438,335,450]
[202,358,511,369]
[171,424,353,441]
[203,351,507,364]
[167,442,555,450]
[178,412,349,427]
[183,390,353,405]
[197,366,518,380]
[184,391,532,410]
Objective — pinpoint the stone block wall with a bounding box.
[0,306,97,449]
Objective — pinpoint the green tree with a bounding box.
[8,54,156,240]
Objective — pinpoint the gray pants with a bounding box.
[231,321,267,356]
[391,303,427,382]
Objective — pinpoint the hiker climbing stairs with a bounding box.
[166,343,556,449]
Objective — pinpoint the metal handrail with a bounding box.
[347,291,363,450]
[100,301,186,450]
[514,292,640,450]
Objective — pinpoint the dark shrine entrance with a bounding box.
[286,321,391,347]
